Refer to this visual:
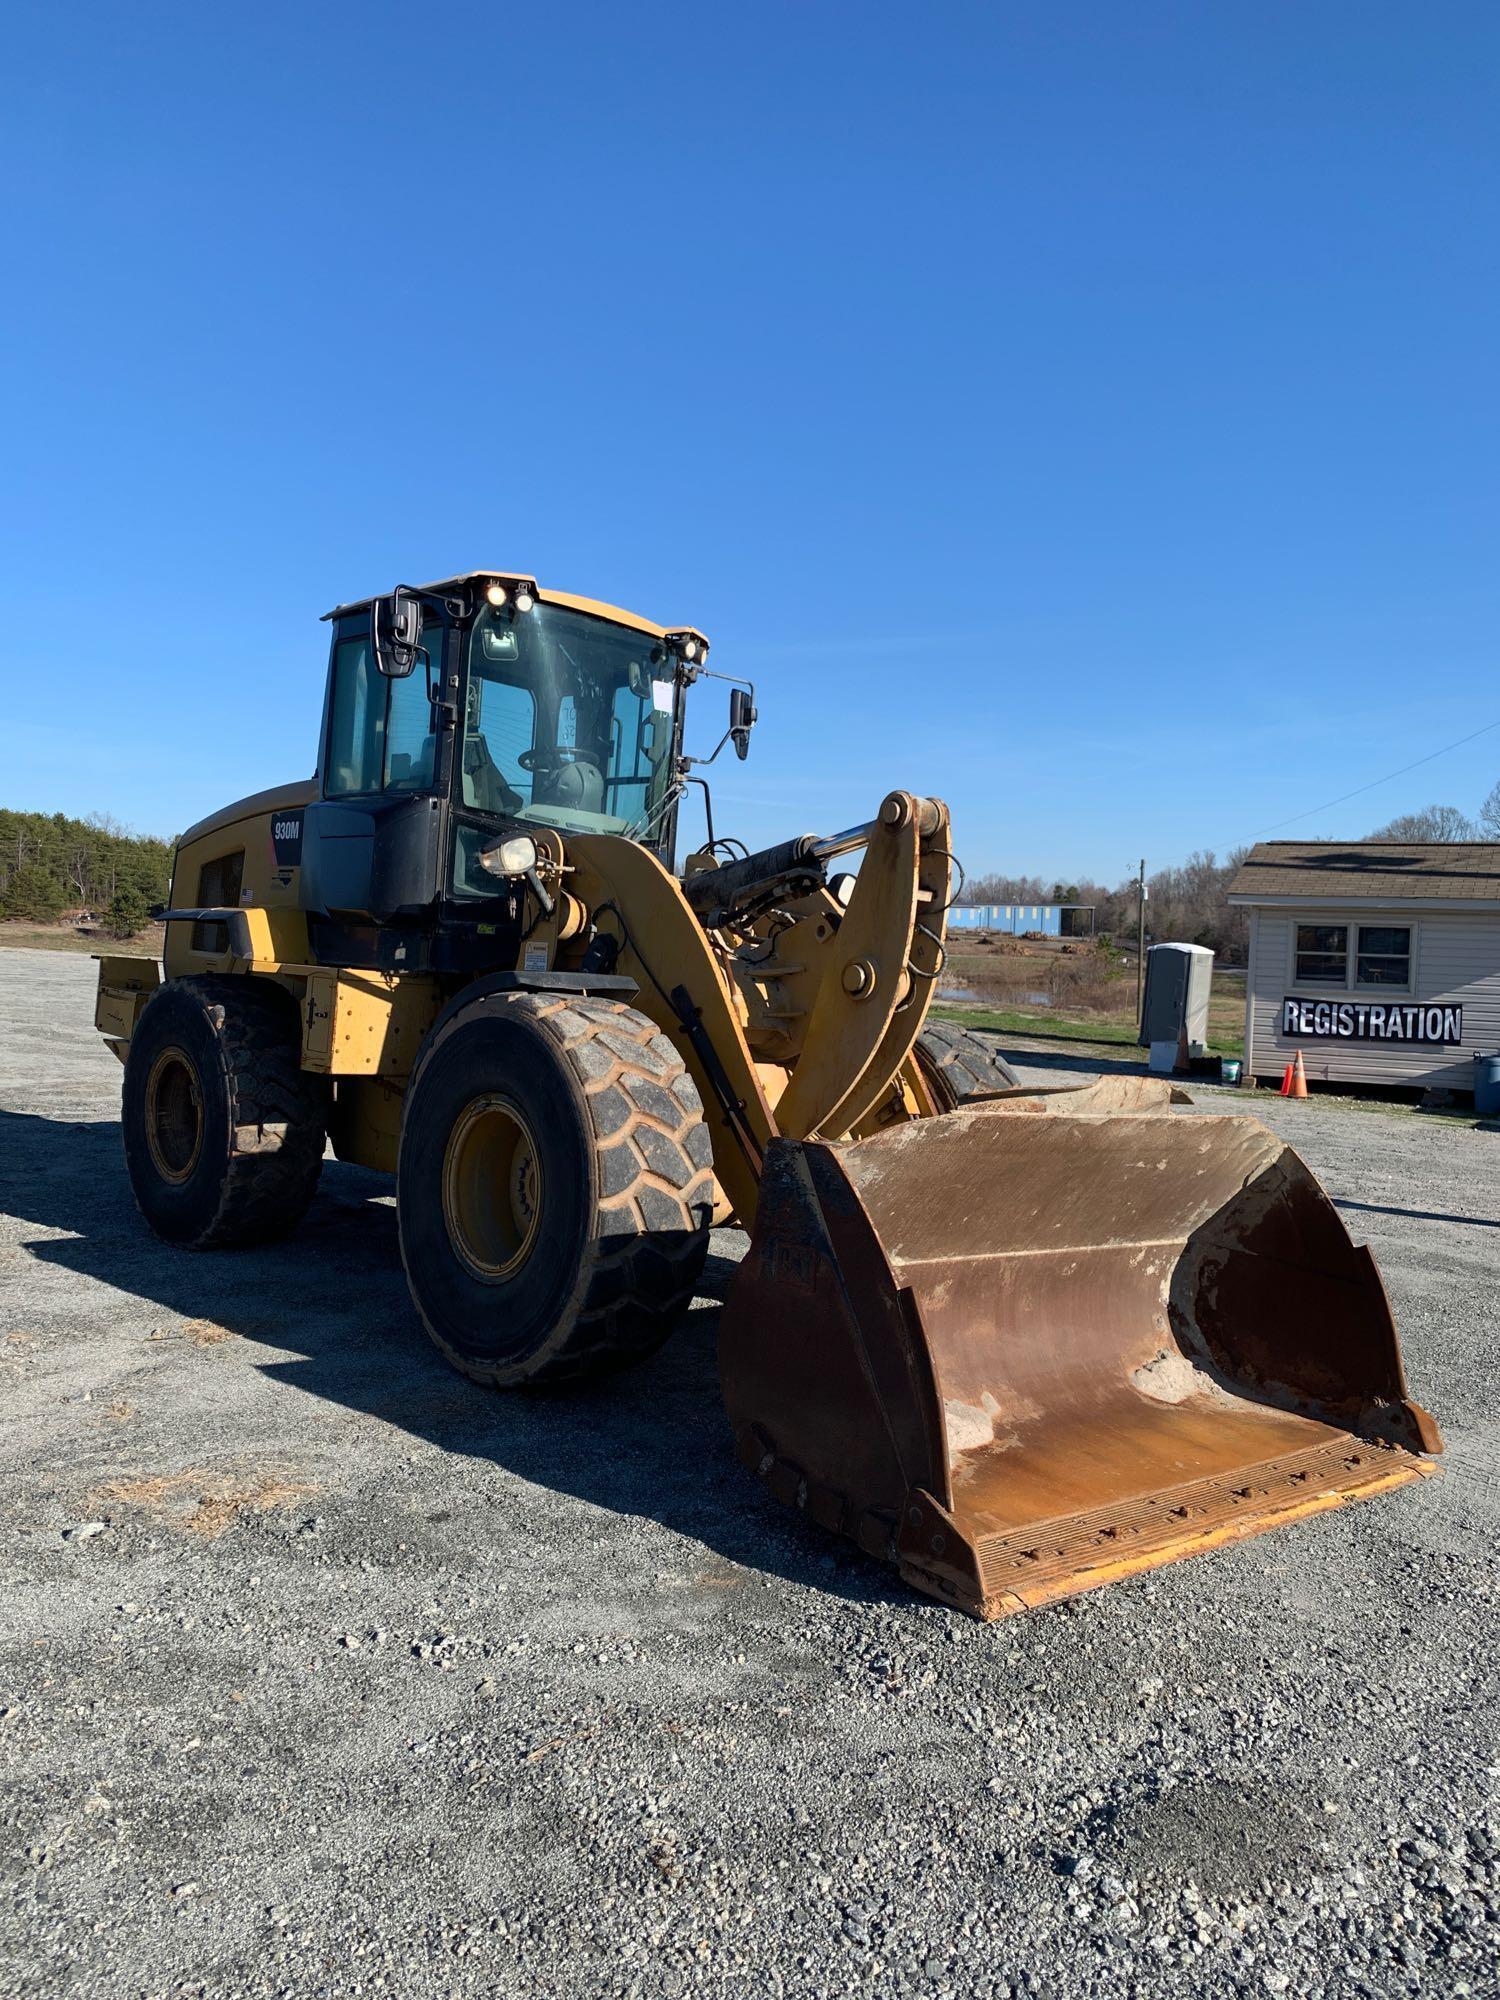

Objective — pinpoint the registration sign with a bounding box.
[1280,998,1462,1045]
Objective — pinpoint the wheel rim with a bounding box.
[144,1047,204,1184]
[441,1095,543,1283]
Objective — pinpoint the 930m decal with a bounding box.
[270,810,303,866]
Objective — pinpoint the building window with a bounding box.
[1356,925,1411,987]
[1295,924,1348,984]
[1291,921,1415,990]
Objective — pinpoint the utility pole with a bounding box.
[1135,858,1147,1025]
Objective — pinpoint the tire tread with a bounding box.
[513,995,714,1383]
[126,975,326,1249]
[404,993,713,1387]
[915,1020,1021,1107]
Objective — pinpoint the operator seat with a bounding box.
[535,756,606,814]
[463,734,524,815]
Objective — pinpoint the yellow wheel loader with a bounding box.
[94,572,1442,1617]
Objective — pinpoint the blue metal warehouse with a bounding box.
[948,903,1095,938]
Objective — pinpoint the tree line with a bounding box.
[1366,779,1500,842]
[0,809,173,934]
[964,853,1252,960]
[963,779,1500,963]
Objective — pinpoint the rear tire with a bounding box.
[397,993,714,1386]
[122,976,327,1247]
[915,1021,1020,1108]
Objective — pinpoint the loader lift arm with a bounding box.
[565,789,954,1224]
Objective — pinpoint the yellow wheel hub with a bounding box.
[144,1047,204,1185]
[441,1095,543,1283]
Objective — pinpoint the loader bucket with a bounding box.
[719,1102,1441,1618]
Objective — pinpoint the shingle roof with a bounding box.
[1228,841,1500,902]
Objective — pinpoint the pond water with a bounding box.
[938,985,1054,1007]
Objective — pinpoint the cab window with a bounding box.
[461,675,533,813]
[324,623,441,798]
[461,603,676,837]
[609,678,658,825]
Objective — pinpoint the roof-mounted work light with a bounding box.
[664,628,711,673]
[479,573,539,615]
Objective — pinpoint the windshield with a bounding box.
[460,602,678,840]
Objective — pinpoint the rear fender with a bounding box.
[94,955,161,1059]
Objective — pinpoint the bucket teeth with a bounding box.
[899,1437,1431,1620]
[718,1106,1441,1617]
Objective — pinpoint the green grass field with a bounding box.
[931,971,1247,1059]
[0,922,164,955]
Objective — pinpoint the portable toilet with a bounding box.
[1139,943,1214,1073]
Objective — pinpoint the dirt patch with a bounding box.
[93,1466,316,1539]
[180,1319,235,1347]
[145,1319,238,1347]
[1078,1775,1322,1897]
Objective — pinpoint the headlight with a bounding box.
[478,834,539,878]
[485,580,508,608]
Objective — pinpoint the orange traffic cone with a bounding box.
[1279,1060,1295,1097]
[1288,1051,1308,1099]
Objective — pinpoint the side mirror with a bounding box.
[373,591,422,678]
[729,686,757,761]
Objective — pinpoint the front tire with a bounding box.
[397,993,714,1386]
[914,1021,1021,1107]
[122,976,327,1247]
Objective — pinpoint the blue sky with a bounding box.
[3,1,1496,883]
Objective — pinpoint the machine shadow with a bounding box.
[0,1109,904,1611]
[1333,1196,1500,1232]
[997,1044,1150,1079]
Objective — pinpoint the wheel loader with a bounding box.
[94,571,1441,1617]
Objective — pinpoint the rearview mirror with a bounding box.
[373,591,422,678]
[729,687,757,761]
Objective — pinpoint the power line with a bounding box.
[1253,717,1500,836]
[1104,714,1500,896]
[933,710,1500,895]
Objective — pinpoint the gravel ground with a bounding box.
[2,949,1497,2000]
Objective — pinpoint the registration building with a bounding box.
[1228,841,1500,1093]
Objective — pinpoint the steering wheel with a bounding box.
[518,746,592,774]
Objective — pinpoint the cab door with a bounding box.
[301,614,448,925]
